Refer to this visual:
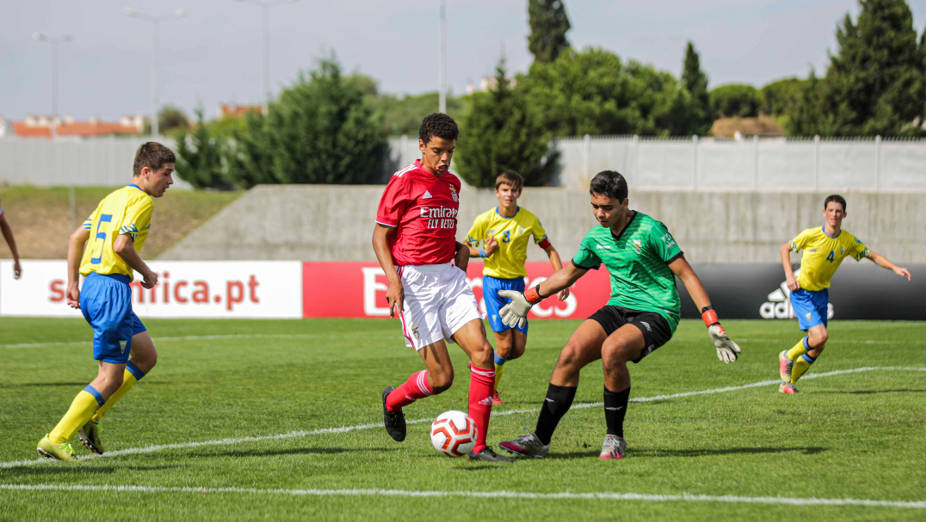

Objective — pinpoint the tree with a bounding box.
[811,0,921,135]
[369,92,467,136]
[786,70,839,136]
[528,0,571,64]
[456,59,557,187]
[158,106,190,136]
[226,111,278,188]
[761,77,806,115]
[681,41,712,134]
[142,106,189,136]
[709,84,762,118]
[174,108,230,189]
[521,47,692,137]
[260,57,387,184]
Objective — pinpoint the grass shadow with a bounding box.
[815,389,926,395]
[547,445,826,459]
[0,463,178,476]
[186,447,356,460]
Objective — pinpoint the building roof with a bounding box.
[219,104,264,118]
[7,115,143,139]
[710,116,785,139]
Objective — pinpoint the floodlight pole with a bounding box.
[439,0,447,114]
[124,7,186,136]
[236,0,299,103]
[32,32,73,119]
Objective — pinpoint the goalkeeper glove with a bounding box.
[497,285,544,329]
[702,306,741,363]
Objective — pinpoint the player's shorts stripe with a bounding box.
[397,306,418,350]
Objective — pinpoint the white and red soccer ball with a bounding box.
[429,410,476,457]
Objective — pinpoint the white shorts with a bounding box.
[397,263,481,350]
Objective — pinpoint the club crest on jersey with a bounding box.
[448,184,458,202]
[632,239,642,253]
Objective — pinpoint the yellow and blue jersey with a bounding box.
[79,184,153,279]
[466,207,548,279]
[790,226,869,291]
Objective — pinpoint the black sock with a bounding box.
[535,383,577,445]
[603,386,630,437]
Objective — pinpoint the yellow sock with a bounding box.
[786,337,809,361]
[48,388,103,444]
[791,354,816,384]
[494,363,505,390]
[91,370,138,422]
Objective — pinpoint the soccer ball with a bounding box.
[429,410,476,457]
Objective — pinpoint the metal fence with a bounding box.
[1,134,924,191]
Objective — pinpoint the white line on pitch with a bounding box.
[2,366,923,470]
[0,484,923,509]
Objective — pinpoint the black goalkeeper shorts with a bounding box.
[588,305,673,363]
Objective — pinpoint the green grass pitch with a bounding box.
[1,317,924,520]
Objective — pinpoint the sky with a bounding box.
[2,0,925,122]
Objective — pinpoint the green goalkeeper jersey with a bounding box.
[572,211,684,332]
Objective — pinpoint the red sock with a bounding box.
[386,370,433,411]
[468,364,495,453]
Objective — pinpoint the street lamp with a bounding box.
[32,32,73,119]
[124,7,186,136]
[236,0,299,103]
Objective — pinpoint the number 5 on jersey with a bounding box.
[89,214,113,265]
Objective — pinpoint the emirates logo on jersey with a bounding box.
[420,206,458,229]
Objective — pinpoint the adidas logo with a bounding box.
[759,270,834,320]
[422,190,433,199]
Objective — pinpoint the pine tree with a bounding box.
[681,41,712,135]
[456,59,556,187]
[262,58,386,184]
[821,0,920,135]
[528,0,571,64]
[174,108,230,189]
[227,111,278,188]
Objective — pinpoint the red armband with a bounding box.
[538,237,551,250]
[701,306,720,328]
[524,284,544,304]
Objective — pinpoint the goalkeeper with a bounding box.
[498,170,741,461]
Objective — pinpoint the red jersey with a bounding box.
[376,159,461,266]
